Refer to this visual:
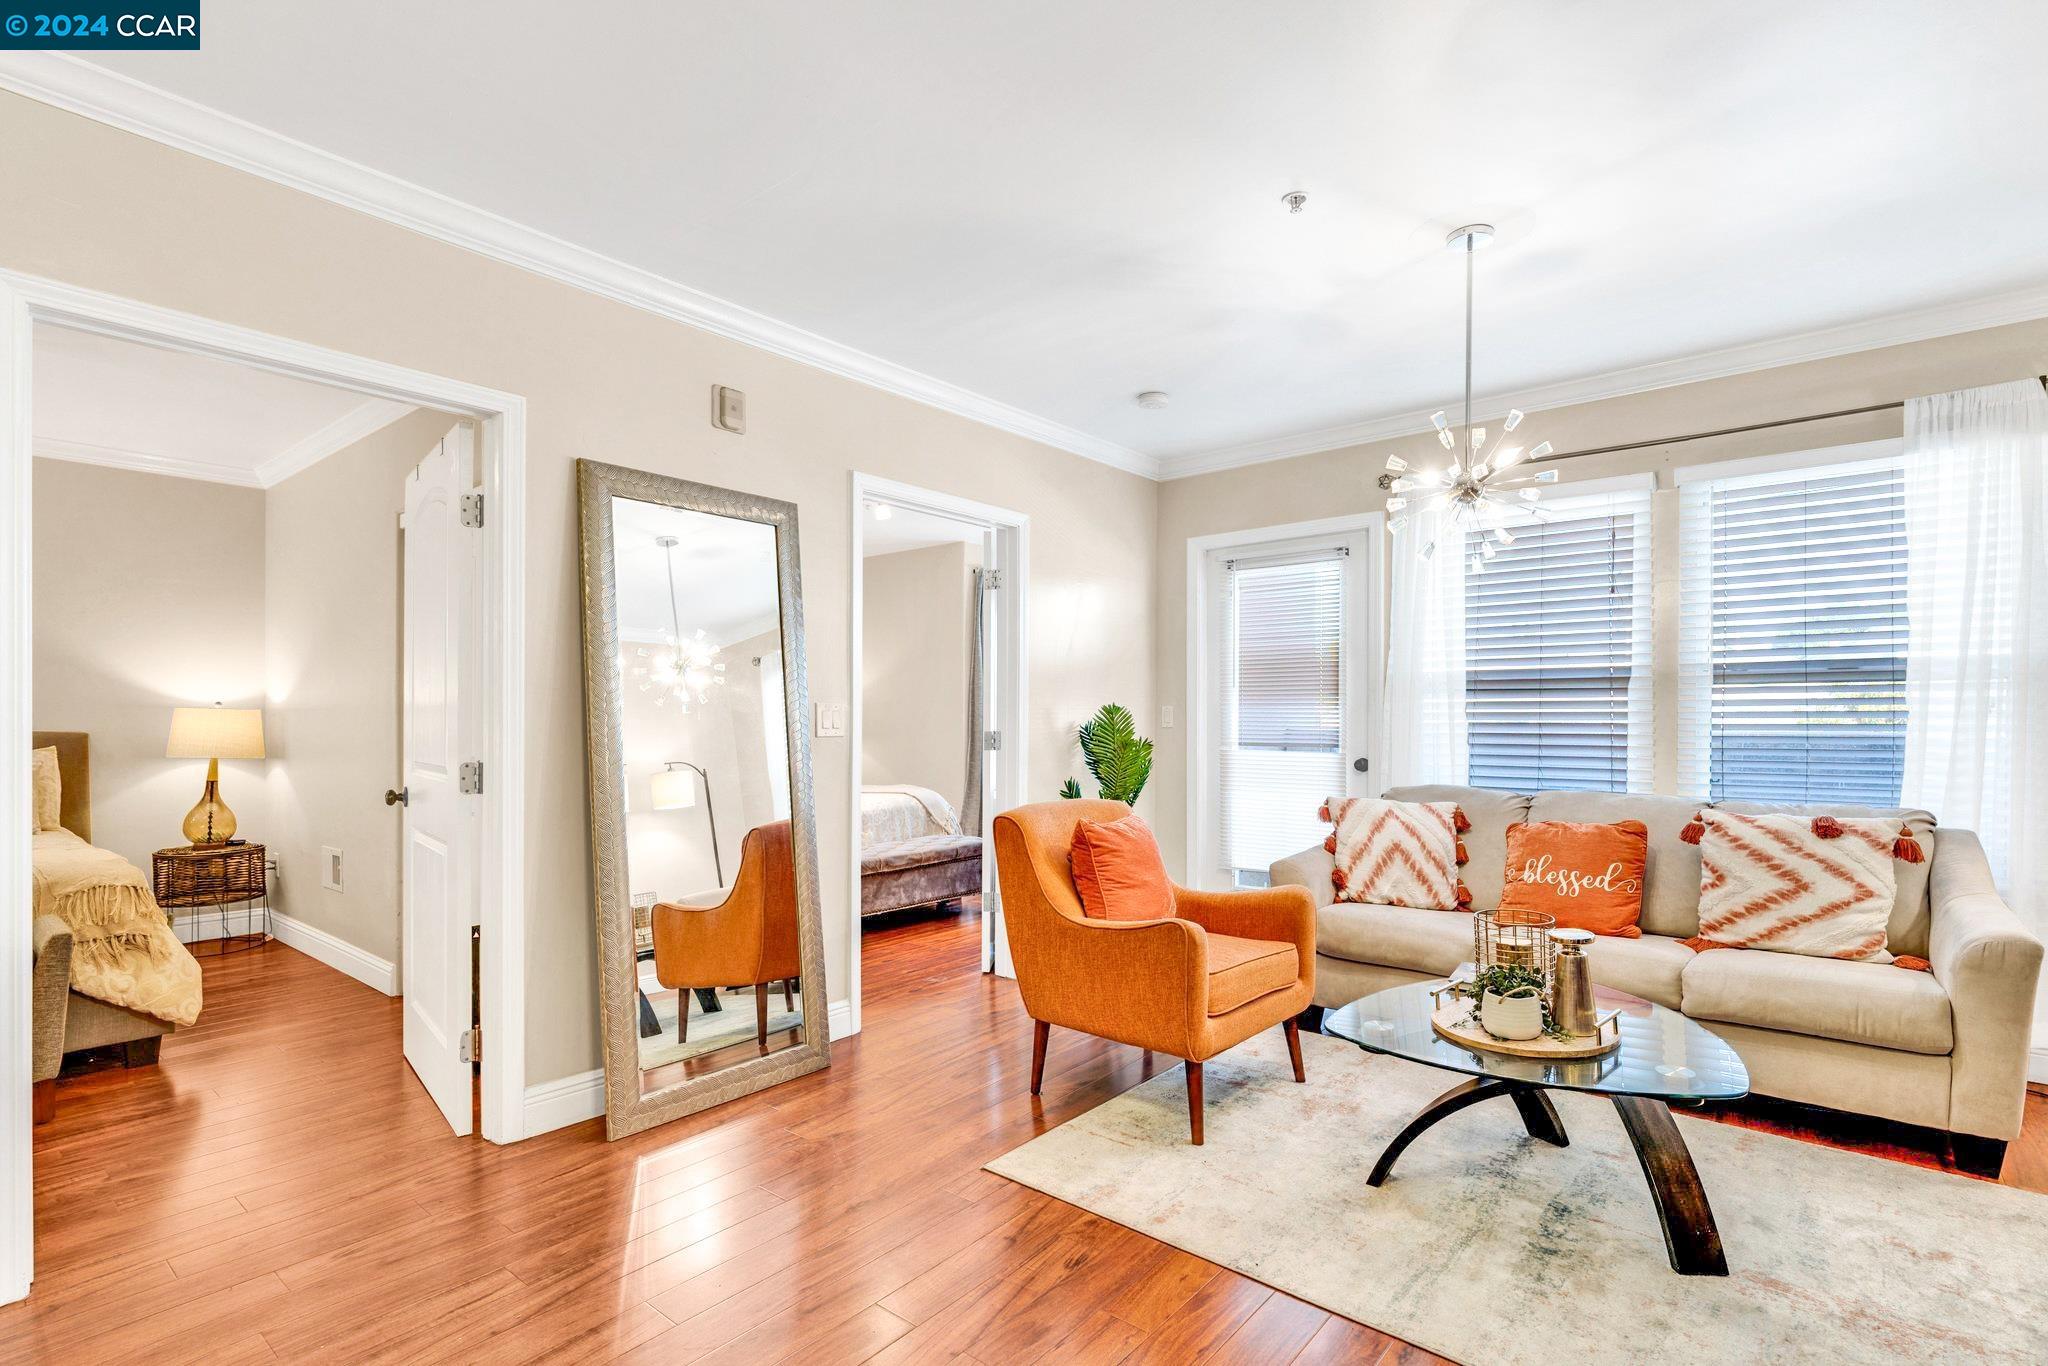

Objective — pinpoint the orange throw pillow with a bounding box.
[1070,814,1175,922]
[1498,820,1647,938]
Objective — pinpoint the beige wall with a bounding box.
[264,408,460,966]
[31,458,269,877]
[0,91,1159,1090]
[1154,317,2048,879]
[861,542,977,807]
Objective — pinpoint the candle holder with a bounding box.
[1471,907,1557,995]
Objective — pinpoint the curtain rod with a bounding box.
[1526,374,2048,466]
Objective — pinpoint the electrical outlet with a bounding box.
[321,846,343,892]
[712,384,746,434]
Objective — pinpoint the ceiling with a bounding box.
[610,497,781,646]
[20,2,2048,477]
[33,325,416,487]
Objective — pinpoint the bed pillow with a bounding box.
[31,746,61,833]
[1322,797,1468,911]
[1069,813,1175,921]
[1683,809,1918,962]
[1498,820,1647,937]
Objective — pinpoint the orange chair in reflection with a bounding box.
[651,820,801,1047]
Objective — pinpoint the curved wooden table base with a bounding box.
[1368,1078,1727,1277]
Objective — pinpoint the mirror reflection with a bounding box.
[611,496,804,1092]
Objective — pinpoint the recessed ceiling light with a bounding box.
[1136,391,1170,410]
[871,503,893,520]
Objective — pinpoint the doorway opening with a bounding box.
[846,475,1028,1036]
[1,271,529,1304]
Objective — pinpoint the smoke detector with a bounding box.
[1136,391,1170,410]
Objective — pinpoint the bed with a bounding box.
[30,733,204,1073]
[859,784,983,918]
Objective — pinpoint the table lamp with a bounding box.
[166,704,266,847]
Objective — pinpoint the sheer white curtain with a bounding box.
[1901,380,2048,951]
[1382,507,1468,788]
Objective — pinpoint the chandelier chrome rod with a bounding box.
[1462,233,1475,472]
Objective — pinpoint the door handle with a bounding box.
[384,787,409,807]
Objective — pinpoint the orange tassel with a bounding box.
[1454,880,1472,909]
[1681,935,1735,953]
[1811,815,1843,839]
[1453,807,1471,834]
[1893,954,1932,972]
[1680,814,1705,845]
[1318,802,1331,824]
[1330,867,1347,891]
[1894,829,1925,864]
[1455,839,1469,865]
[1324,835,1337,855]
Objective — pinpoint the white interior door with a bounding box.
[975,541,1005,976]
[1202,530,1374,890]
[401,428,478,1136]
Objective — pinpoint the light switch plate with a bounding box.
[712,384,746,434]
[815,702,847,737]
[1161,704,1174,728]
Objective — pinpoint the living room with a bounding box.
[3,5,2045,1362]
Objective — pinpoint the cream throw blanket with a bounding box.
[32,829,203,1026]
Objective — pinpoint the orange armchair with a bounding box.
[651,820,801,1046]
[993,800,1315,1144]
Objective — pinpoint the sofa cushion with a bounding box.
[1325,797,1463,910]
[1069,814,1174,921]
[1579,933,1693,1010]
[1715,800,1936,959]
[1693,810,1900,963]
[1384,785,1531,911]
[1499,820,1648,938]
[1205,933,1298,1015]
[1528,790,1705,939]
[1315,901,1470,976]
[1680,948,1953,1055]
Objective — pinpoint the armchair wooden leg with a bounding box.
[755,983,769,1045]
[33,1078,54,1126]
[784,979,795,1012]
[678,992,688,1043]
[1284,1018,1305,1083]
[1186,1062,1204,1145]
[1029,1020,1049,1096]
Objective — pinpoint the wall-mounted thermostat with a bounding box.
[712,384,746,434]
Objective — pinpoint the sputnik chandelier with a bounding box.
[1383,224,1558,572]
[632,534,727,709]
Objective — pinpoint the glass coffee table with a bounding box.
[1324,979,1750,1276]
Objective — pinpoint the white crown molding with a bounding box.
[255,396,415,487]
[1157,283,2048,479]
[0,55,1159,480]
[32,434,262,486]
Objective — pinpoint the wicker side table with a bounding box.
[154,843,269,956]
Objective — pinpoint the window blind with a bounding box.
[1463,490,1653,793]
[1218,551,1347,878]
[1676,459,1907,804]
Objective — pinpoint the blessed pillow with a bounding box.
[31,746,61,833]
[1069,813,1176,921]
[1682,809,1922,962]
[1498,820,1647,937]
[1321,797,1468,911]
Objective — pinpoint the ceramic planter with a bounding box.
[1480,987,1545,1040]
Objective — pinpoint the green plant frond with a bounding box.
[1059,778,1084,799]
[1076,703,1153,805]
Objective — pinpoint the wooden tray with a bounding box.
[1429,1002,1621,1059]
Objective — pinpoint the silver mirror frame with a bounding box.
[575,458,831,1139]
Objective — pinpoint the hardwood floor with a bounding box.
[9,907,2046,1363]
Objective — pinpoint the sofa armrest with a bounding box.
[32,916,73,1085]
[1928,828,2044,1141]
[1022,912,1210,1058]
[1174,885,1316,994]
[1269,845,1336,911]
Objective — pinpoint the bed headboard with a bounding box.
[30,731,90,842]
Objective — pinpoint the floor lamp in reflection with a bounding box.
[652,760,721,887]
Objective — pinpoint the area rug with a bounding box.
[986,1029,2048,1365]
[637,987,803,1068]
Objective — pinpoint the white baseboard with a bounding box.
[524,1068,605,1138]
[2029,1045,2048,1086]
[176,905,399,996]
[828,998,856,1041]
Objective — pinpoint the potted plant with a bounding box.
[1058,703,1153,804]
[1462,964,1549,1041]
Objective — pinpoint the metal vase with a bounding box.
[1548,928,1598,1036]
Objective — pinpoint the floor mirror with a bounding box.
[576,459,830,1139]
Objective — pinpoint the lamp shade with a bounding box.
[166,706,266,760]
[650,765,698,811]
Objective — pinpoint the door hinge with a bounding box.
[459,760,484,794]
[983,570,1003,590]
[461,492,485,528]
[460,1027,481,1063]
[984,730,1002,752]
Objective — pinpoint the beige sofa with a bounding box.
[1272,784,2044,1177]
